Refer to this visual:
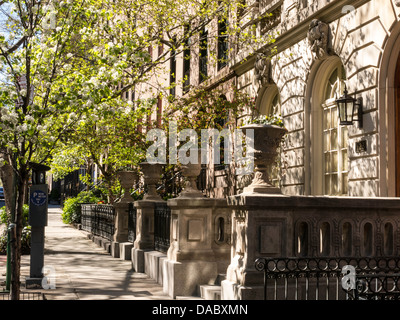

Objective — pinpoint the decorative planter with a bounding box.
[117,171,138,203]
[179,161,203,198]
[240,124,287,194]
[140,162,163,201]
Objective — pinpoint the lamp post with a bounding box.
[336,86,363,128]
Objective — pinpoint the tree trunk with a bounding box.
[0,151,15,217]
[10,170,27,300]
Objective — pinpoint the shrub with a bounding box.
[62,191,100,224]
[0,204,29,226]
[0,204,31,255]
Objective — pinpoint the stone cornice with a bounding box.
[231,0,371,76]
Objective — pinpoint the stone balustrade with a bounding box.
[221,194,400,300]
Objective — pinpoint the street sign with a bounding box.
[30,190,47,206]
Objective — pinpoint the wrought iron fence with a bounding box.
[255,257,400,300]
[0,292,45,300]
[128,203,137,243]
[154,202,171,253]
[80,203,93,233]
[80,204,115,241]
[348,272,400,300]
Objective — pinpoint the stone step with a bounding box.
[200,285,222,300]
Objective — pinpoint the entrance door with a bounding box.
[396,54,400,196]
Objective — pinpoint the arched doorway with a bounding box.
[395,54,400,196]
[379,22,400,197]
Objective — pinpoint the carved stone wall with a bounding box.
[235,0,400,197]
[222,194,400,300]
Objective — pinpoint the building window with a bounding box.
[170,43,176,97]
[158,43,163,57]
[183,27,191,93]
[157,96,162,128]
[199,27,208,83]
[217,18,228,70]
[322,65,348,195]
[214,96,228,171]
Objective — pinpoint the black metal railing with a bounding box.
[128,203,137,243]
[81,204,115,241]
[255,257,400,300]
[0,292,45,300]
[154,202,171,253]
[80,203,95,233]
[349,273,400,300]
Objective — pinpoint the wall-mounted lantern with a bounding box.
[336,86,363,128]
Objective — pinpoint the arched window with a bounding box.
[259,85,281,117]
[258,85,281,186]
[322,64,348,195]
[341,222,352,256]
[297,222,309,257]
[214,95,229,170]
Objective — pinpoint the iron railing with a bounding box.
[128,203,137,243]
[154,202,171,253]
[81,204,115,241]
[0,292,45,300]
[255,257,400,300]
[348,272,400,300]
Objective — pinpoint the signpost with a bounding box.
[25,163,50,289]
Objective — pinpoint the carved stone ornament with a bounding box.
[307,19,333,60]
[240,124,287,194]
[117,170,138,203]
[140,162,163,201]
[254,53,272,89]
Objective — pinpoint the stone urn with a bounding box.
[117,170,138,203]
[140,162,163,201]
[179,161,203,198]
[240,124,287,194]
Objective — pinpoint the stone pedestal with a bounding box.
[111,202,130,258]
[163,197,231,298]
[222,193,291,300]
[112,171,137,258]
[131,200,165,272]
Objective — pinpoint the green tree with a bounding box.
[0,0,275,299]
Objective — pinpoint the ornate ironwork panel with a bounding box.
[128,203,137,243]
[92,204,115,241]
[255,257,400,300]
[154,202,171,253]
[80,204,115,241]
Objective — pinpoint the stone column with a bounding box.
[162,163,231,298]
[131,162,164,272]
[132,200,166,272]
[221,193,292,300]
[111,171,137,259]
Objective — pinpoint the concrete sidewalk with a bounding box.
[18,205,172,300]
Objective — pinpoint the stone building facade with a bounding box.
[232,0,400,198]
[118,0,400,300]
[132,0,400,199]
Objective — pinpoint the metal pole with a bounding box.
[8,223,16,299]
[5,224,11,291]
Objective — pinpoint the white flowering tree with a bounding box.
[0,0,273,299]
